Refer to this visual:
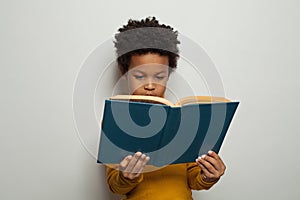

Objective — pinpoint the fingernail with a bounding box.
[136,152,142,156]
[201,155,206,159]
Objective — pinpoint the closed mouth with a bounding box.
[145,93,155,96]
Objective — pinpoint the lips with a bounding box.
[145,93,155,96]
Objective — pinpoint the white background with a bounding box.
[1,0,299,199]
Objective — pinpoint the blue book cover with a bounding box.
[97,97,239,167]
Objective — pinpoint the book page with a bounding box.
[175,96,231,106]
[110,95,175,106]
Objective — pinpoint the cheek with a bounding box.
[127,79,143,92]
[156,84,167,92]
[157,80,168,88]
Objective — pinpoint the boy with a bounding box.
[106,17,226,200]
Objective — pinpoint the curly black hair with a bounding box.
[114,17,180,74]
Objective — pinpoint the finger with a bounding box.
[197,154,226,178]
[208,151,226,172]
[131,154,149,174]
[197,155,218,175]
[203,152,226,172]
[207,150,220,159]
[208,151,225,166]
[197,162,214,179]
[125,152,142,172]
[119,155,132,172]
[201,154,221,170]
[137,156,150,174]
[125,155,149,180]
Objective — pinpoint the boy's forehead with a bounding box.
[128,53,169,73]
[130,53,169,66]
[128,64,169,74]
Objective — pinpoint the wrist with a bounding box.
[201,173,219,183]
[119,171,144,184]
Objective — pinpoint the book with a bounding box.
[97,95,239,167]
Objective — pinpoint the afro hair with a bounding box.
[114,16,180,74]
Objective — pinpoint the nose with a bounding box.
[144,81,155,91]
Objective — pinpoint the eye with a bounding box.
[155,76,166,80]
[134,75,144,80]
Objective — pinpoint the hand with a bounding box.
[119,152,150,180]
[195,150,226,183]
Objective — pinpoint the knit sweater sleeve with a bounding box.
[106,167,143,195]
[186,163,218,190]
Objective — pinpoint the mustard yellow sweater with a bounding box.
[106,163,217,200]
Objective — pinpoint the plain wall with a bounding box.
[1,0,299,199]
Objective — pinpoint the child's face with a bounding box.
[126,53,169,98]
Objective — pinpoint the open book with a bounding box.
[97,95,239,167]
[110,95,231,107]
